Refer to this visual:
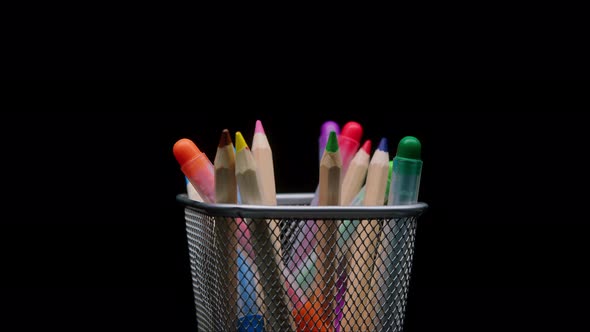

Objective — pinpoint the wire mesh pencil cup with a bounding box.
[177,193,428,332]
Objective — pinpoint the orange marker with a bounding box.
[173,138,216,204]
[294,295,333,332]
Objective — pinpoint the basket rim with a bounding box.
[176,193,428,219]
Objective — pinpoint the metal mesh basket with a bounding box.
[176,193,428,332]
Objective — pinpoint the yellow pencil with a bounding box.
[235,131,295,331]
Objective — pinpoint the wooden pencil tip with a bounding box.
[255,120,265,135]
[235,131,248,152]
[325,131,339,153]
[377,137,388,152]
[218,129,232,148]
[361,139,372,154]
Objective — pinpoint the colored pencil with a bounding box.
[340,139,371,206]
[311,130,342,330]
[319,120,341,163]
[342,137,389,330]
[292,122,363,277]
[235,131,295,331]
[213,129,240,327]
[251,120,301,307]
[251,120,281,251]
[252,120,277,206]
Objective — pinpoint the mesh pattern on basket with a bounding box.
[184,205,418,332]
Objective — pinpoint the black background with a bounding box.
[1,85,589,331]
[3,0,589,80]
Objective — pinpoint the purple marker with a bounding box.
[319,120,340,163]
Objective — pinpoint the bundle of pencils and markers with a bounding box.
[173,120,423,332]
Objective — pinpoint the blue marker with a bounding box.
[237,251,265,332]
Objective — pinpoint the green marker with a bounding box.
[375,136,423,331]
[388,136,422,205]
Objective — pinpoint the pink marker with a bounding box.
[338,121,363,177]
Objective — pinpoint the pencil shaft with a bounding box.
[215,168,237,202]
[288,128,360,283]
[342,148,389,330]
[340,149,370,206]
[252,131,285,287]
[235,135,295,331]
[312,147,341,329]
[319,163,341,206]
[214,136,240,327]
[363,161,389,207]
[252,132,277,206]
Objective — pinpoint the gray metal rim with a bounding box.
[176,193,428,219]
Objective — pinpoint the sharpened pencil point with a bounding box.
[235,131,248,152]
[325,131,339,153]
[255,120,265,135]
[377,137,388,152]
[218,129,232,148]
[361,139,372,154]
